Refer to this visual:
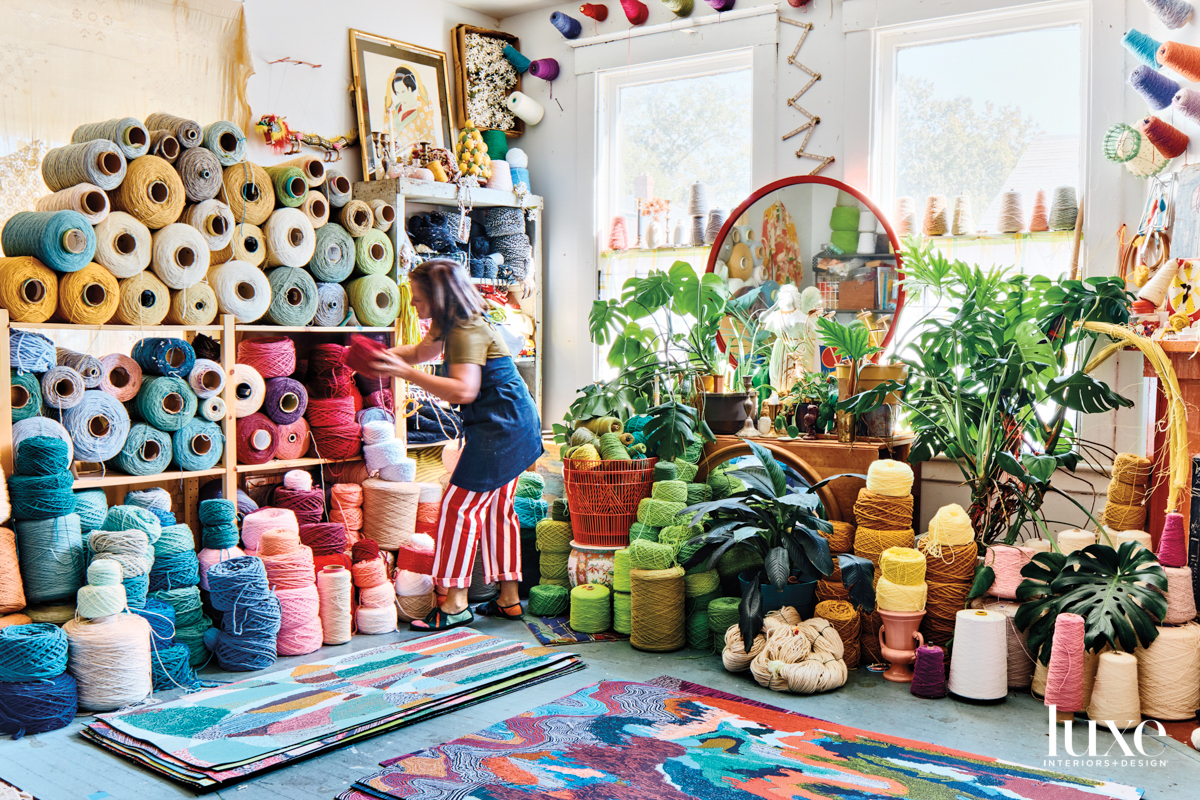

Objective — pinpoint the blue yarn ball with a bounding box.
[133,597,177,645]
[0,624,69,682]
[131,337,196,379]
[9,330,56,373]
[0,672,78,738]
[514,496,549,528]
[147,550,200,593]
[146,507,176,527]
[198,499,238,527]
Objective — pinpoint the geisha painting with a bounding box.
[351,29,452,180]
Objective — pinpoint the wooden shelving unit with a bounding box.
[353,177,544,419]
[0,311,429,533]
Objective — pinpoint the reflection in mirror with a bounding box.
[709,178,901,397]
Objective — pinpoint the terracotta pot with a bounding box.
[701,392,751,435]
[877,608,926,683]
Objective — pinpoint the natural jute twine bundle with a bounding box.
[749,618,848,694]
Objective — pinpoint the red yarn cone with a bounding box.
[580,2,608,20]
[1157,511,1188,567]
[621,0,649,24]
[1140,116,1188,158]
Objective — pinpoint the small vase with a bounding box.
[837,410,856,443]
[877,609,926,682]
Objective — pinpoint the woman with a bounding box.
[363,259,543,630]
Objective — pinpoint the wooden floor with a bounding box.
[2,615,1197,799]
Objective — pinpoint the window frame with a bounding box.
[870,1,1089,215]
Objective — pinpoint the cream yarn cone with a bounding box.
[951,195,975,235]
[895,197,917,237]
[997,191,1024,233]
[922,196,949,236]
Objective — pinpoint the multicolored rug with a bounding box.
[340,678,1142,800]
[81,629,583,789]
[523,614,628,646]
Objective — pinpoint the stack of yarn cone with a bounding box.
[918,504,978,648]
[851,460,916,664]
[1102,453,1151,532]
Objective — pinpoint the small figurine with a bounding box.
[802,401,819,439]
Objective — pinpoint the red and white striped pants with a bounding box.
[432,476,522,589]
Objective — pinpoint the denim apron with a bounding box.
[450,355,543,492]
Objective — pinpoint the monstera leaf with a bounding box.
[1014,543,1168,664]
[1045,372,1133,415]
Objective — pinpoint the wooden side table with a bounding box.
[699,434,918,525]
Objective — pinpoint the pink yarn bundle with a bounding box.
[1157,512,1187,567]
[274,485,325,525]
[198,546,245,590]
[237,336,296,379]
[241,507,299,552]
[274,586,323,655]
[1044,612,1086,713]
[274,418,311,460]
[608,217,628,250]
[984,545,1035,600]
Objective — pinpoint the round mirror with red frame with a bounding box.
[705,175,905,384]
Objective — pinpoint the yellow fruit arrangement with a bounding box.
[455,121,493,179]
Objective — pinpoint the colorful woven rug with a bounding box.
[341,678,1142,800]
[523,614,628,646]
[81,629,583,789]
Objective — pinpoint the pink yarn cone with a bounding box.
[620,0,648,24]
[609,216,629,250]
[1044,612,1085,713]
[1157,512,1187,567]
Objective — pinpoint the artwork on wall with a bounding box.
[780,17,833,175]
[350,29,453,180]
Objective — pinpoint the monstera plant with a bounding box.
[682,440,876,652]
[1014,542,1168,663]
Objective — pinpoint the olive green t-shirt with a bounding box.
[441,314,510,366]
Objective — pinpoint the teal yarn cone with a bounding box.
[528,584,569,616]
[10,370,42,422]
[73,488,108,533]
[172,418,224,471]
[310,223,356,282]
[134,376,197,432]
[16,515,85,603]
[1,211,96,273]
[1123,29,1163,68]
[502,44,531,73]
[481,129,509,160]
[266,267,318,326]
[111,423,173,476]
[569,583,611,633]
[9,472,76,520]
[14,436,71,476]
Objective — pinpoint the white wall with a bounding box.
[240,0,500,180]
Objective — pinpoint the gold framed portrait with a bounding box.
[349,29,453,181]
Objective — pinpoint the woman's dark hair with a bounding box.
[409,259,485,341]
[391,67,418,94]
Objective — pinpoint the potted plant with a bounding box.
[552,262,726,460]
[702,283,776,434]
[682,440,876,651]
[817,316,907,440]
[1014,542,1167,662]
[838,236,1134,543]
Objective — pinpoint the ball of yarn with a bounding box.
[628,538,676,570]
[14,435,71,476]
[880,547,926,585]
[0,672,78,737]
[652,480,688,503]
[9,472,76,520]
[865,460,913,497]
[0,623,69,681]
[875,577,927,611]
[853,490,913,531]
[529,584,569,616]
[13,416,74,465]
[536,520,573,553]
[10,329,56,372]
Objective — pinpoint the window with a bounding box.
[873,4,1086,343]
[595,49,754,378]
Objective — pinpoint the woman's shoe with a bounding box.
[410,606,474,631]
[474,599,524,619]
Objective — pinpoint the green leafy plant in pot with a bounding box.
[552,262,726,461]
[682,440,876,652]
[1013,542,1167,663]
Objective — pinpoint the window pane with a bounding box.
[894,26,1081,233]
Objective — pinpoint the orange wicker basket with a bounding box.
[562,457,657,546]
